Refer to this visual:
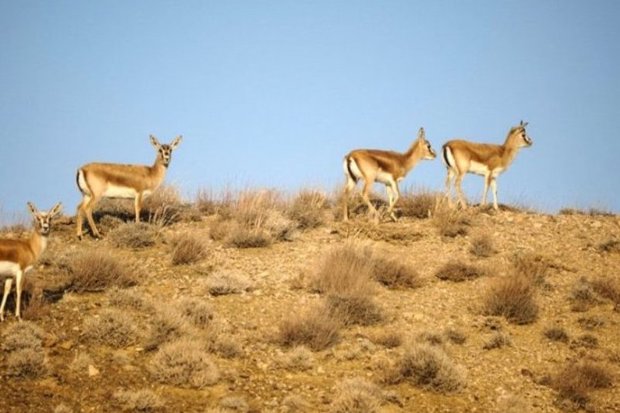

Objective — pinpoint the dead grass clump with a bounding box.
[209,336,243,359]
[433,208,470,238]
[145,308,189,351]
[418,332,444,346]
[544,327,569,343]
[1,320,45,352]
[386,342,465,392]
[179,298,215,328]
[469,234,496,257]
[288,190,328,229]
[598,239,620,253]
[512,253,550,285]
[371,255,420,289]
[570,278,598,312]
[113,389,164,412]
[171,233,208,265]
[204,270,253,296]
[435,261,483,282]
[278,308,341,351]
[5,348,47,378]
[397,190,438,219]
[483,332,512,350]
[281,346,315,371]
[570,334,599,350]
[142,184,183,225]
[590,276,620,310]
[227,226,273,248]
[216,396,250,413]
[108,287,152,310]
[325,294,384,326]
[444,328,467,345]
[578,316,605,330]
[109,222,159,249]
[331,378,383,413]
[148,338,220,388]
[309,243,375,296]
[53,403,73,413]
[83,309,140,348]
[483,275,539,325]
[552,361,613,408]
[66,250,138,292]
[371,330,403,349]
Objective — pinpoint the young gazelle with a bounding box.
[0,202,62,321]
[76,135,182,239]
[442,121,533,210]
[342,127,437,222]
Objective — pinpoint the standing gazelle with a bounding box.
[343,127,437,222]
[0,202,62,321]
[76,135,182,239]
[442,121,533,210]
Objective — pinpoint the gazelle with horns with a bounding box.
[442,121,533,210]
[342,127,437,222]
[0,202,62,321]
[76,135,182,239]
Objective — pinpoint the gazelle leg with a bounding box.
[386,181,400,221]
[0,278,13,322]
[84,195,102,238]
[455,174,467,209]
[481,173,491,206]
[491,178,499,210]
[444,169,455,207]
[362,180,379,222]
[134,193,143,223]
[76,197,86,239]
[15,270,23,321]
[343,176,356,222]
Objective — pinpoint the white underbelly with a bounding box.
[103,184,138,199]
[468,161,490,176]
[0,261,21,277]
[375,170,394,184]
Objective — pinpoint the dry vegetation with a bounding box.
[1,188,619,412]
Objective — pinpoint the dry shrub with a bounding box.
[227,226,273,248]
[145,307,189,351]
[278,307,341,351]
[195,188,220,215]
[113,389,164,412]
[570,278,598,312]
[171,233,208,265]
[70,352,94,375]
[590,276,620,310]
[178,297,215,328]
[5,348,47,378]
[288,189,329,229]
[20,286,51,321]
[418,332,444,346]
[483,275,538,324]
[559,207,614,217]
[53,403,73,413]
[435,261,483,282]
[598,239,620,253]
[544,327,569,343]
[371,330,403,348]
[331,378,383,413]
[148,338,220,388]
[282,395,311,413]
[386,342,465,392]
[371,254,420,289]
[325,294,383,326]
[83,309,140,348]
[204,270,253,296]
[397,190,438,219]
[281,346,315,371]
[142,184,183,224]
[444,328,467,345]
[209,336,243,359]
[66,250,138,292]
[433,207,469,237]
[512,253,550,286]
[215,396,250,413]
[469,234,495,257]
[108,287,152,310]
[482,332,512,350]
[552,361,613,407]
[109,222,159,249]
[570,334,599,350]
[1,321,44,352]
[209,219,237,241]
[309,243,375,295]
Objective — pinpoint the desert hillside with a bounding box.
[1,189,619,413]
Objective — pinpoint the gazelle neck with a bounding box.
[403,140,425,171]
[28,231,48,259]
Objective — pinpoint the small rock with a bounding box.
[88,365,100,377]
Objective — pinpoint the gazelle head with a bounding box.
[27,202,63,236]
[512,120,533,148]
[416,127,437,160]
[150,135,183,167]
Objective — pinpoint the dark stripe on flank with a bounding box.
[442,144,452,168]
[346,157,358,183]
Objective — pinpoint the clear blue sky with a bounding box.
[1,1,619,222]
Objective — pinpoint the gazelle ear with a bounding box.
[49,202,63,218]
[417,127,426,140]
[521,121,529,128]
[150,135,161,148]
[27,202,38,216]
[170,135,183,149]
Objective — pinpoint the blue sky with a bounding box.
[1,1,619,222]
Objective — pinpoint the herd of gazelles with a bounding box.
[0,122,533,321]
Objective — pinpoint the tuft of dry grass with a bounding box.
[511,253,550,286]
[325,294,384,326]
[278,307,341,351]
[483,275,539,325]
[433,207,470,238]
[113,389,164,412]
[66,250,138,292]
[204,270,253,296]
[287,189,329,229]
[109,222,159,249]
[397,189,439,219]
[544,327,569,343]
[570,278,599,312]
[385,342,466,393]
[2,321,47,378]
[370,330,403,349]
[215,396,250,413]
[1,321,45,352]
[598,239,620,253]
[148,338,220,388]
[435,261,484,282]
[145,307,189,351]
[469,234,496,258]
[83,309,140,348]
[371,254,421,289]
[482,332,512,350]
[178,297,215,328]
[280,346,315,371]
[142,184,183,225]
[171,233,208,265]
[552,361,613,407]
[226,226,273,248]
[331,378,383,413]
[444,328,467,345]
[590,276,620,310]
[5,348,47,378]
[108,287,152,311]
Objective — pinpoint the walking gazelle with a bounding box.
[0,202,62,321]
[76,135,182,239]
[442,121,533,210]
[342,127,437,222]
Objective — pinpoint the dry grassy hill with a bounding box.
[1,188,619,413]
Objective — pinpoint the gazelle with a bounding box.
[0,202,62,321]
[76,135,182,239]
[442,121,533,210]
[342,127,437,222]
